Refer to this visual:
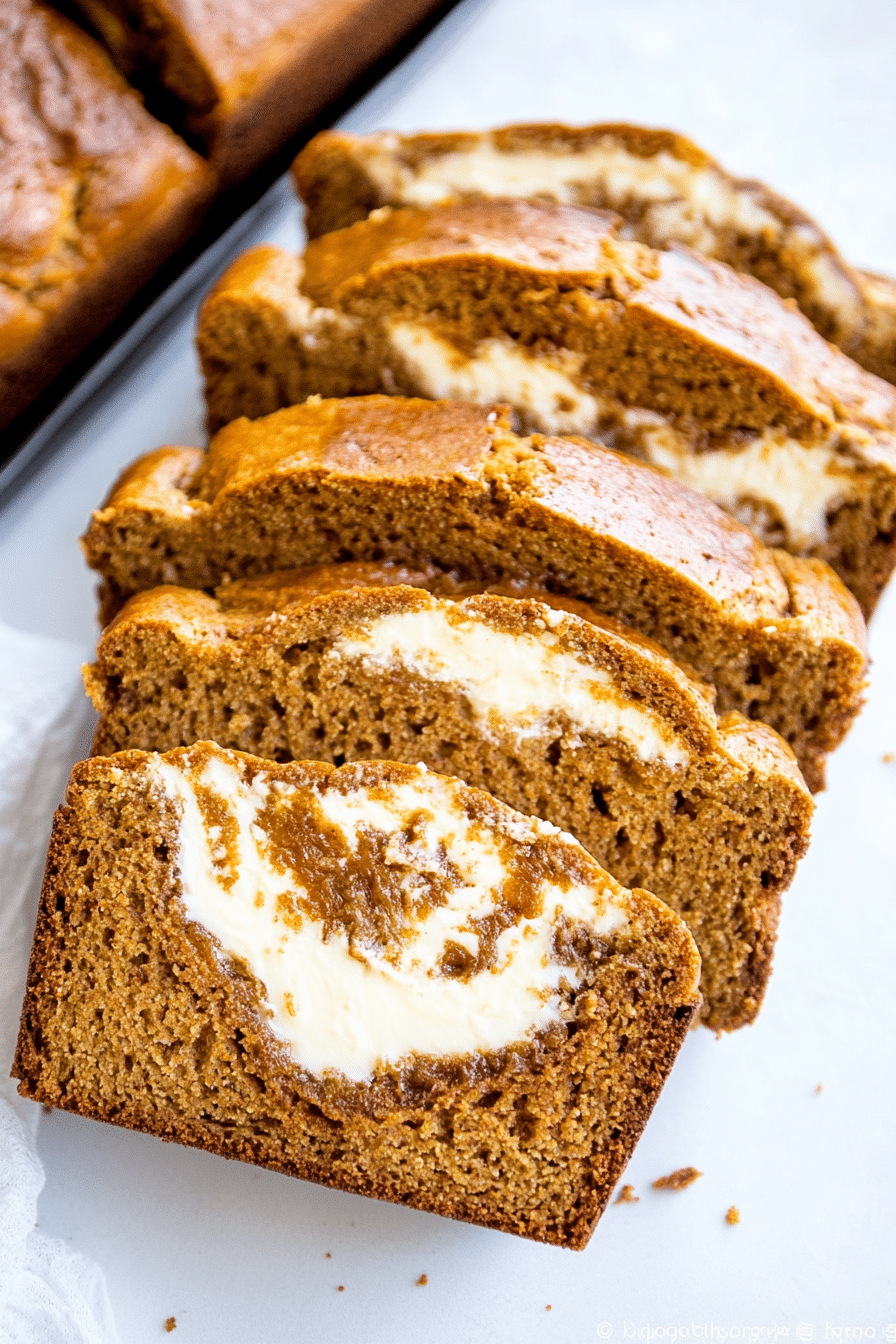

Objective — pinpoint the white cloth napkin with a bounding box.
[0,622,119,1344]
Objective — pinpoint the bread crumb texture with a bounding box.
[725,1205,741,1226]
[291,122,896,386]
[653,1166,703,1190]
[81,395,868,795]
[197,194,896,617]
[84,565,815,1030]
[12,747,701,1249]
[614,1184,639,1204]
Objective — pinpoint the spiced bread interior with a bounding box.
[80,395,868,791]
[196,199,896,615]
[12,745,701,1249]
[291,121,896,384]
[84,567,814,1029]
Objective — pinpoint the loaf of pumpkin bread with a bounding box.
[64,0,448,184]
[0,0,213,432]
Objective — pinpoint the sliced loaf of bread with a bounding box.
[85,568,813,1029]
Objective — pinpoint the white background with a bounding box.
[1,0,895,1336]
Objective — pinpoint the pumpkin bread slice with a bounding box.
[13,745,700,1249]
[81,395,867,791]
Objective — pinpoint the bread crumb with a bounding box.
[42,1104,53,1115]
[325,1252,331,1259]
[416,1274,428,1287]
[164,1319,176,1334]
[614,1184,639,1204]
[883,753,895,763]
[546,1305,552,1312]
[653,1167,703,1191]
[815,1083,824,1095]
[725,1206,740,1225]
[337,1286,344,1293]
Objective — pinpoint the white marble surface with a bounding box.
[2,0,896,1337]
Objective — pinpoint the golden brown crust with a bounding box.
[12,749,700,1249]
[299,200,629,309]
[80,395,868,791]
[0,0,213,431]
[0,0,448,423]
[291,201,895,438]
[85,570,813,1029]
[291,121,893,382]
[195,393,505,499]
